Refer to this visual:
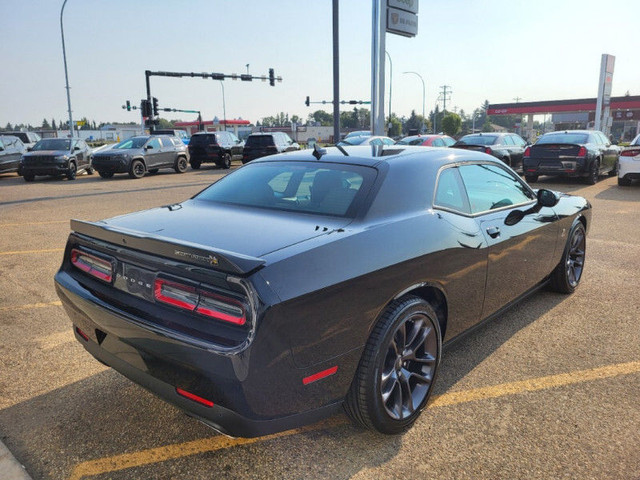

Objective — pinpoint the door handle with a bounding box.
[486,226,500,239]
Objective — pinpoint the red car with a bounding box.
[396,134,456,147]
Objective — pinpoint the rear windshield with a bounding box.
[190,134,217,145]
[246,135,275,147]
[339,136,369,146]
[113,137,148,149]
[458,135,498,146]
[8,133,29,143]
[32,139,71,151]
[536,133,589,145]
[196,162,376,217]
[396,137,426,145]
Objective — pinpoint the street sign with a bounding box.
[388,0,418,14]
[75,120,85,126]
[386,7,418,37]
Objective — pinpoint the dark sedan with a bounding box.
[453,132,527,171]
[54,146,591,438]
[523,130,619,184]
[20,138,93,181]
[92,135,189,179]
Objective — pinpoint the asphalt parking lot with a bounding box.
[0,165,638,480]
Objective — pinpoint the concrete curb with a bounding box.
[0,439,33,480]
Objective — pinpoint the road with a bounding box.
[0,166,638,480]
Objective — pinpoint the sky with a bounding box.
[1,0,638,127]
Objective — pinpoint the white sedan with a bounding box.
[618,134,640,186]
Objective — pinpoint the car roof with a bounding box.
[541,130,593,135]
[253,145,493,169]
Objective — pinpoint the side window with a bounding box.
[598,132,610,146]
[459,163,534,214]
[443,136,456,147]
[147,138,161,150]
[370,138,383,146]
[383,137,394,145]
[432,138,445,147]
[0,139,4,150]
[434,167,470,214]
[502,135,514,146]
[512,135,526,146]
[590,134,602,145]
[229,132,239,143]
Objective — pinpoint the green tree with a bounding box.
[307,110,333,126]
[441,113,462,137]
[51,119,57,130]
[4,122,12,131]
[404,110,428,134]
[388,114,402,137]
[41,118,50,129]
[157,118,175,129]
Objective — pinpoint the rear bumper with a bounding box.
[188,148,224,163]
[618,157,640,179]
[523,158,588,177]
[54,270,345,437]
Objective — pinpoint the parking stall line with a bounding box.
[0,220,68,227]
[66,360,640,480]
[0,301,62,312]
[0,248,64,256]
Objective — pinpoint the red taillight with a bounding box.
[71,248,113,283]
[621,149,640,157]
[176,388,214,407]
[196,291,246,325]
[484,147,493,155]
[524,146,531,158]
[154,278,198,311]
[154,278,247,325]
[577,146,587,157]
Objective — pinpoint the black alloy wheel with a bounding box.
[129,159,145,179]
[98,171,114,179]
[586,159,599,185]
[66,162,77,180]
[221,152,231,169]
[23,173,35,182]
[550,221,586,294]
[174,157,188,173]
[344,296,441,434]
[190,160,201,169]
[525,174,538,183]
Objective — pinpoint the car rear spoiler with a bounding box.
[70,219,265,276]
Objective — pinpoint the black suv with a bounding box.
[20,138,93,181]
[242,132,300,164]
[188,131,243,169]
[453,132,527,171]
[0,135,26,175]
[92,135,189,179]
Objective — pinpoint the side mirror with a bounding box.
[0,146,4,152]
[145,144,153,150]
[537,189,558,208]
[74,146,81,151]
[27,147,33,151]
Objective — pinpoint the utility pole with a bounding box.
[332,0,340,143]
[439,85,452,112]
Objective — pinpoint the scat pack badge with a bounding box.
[174,250,219,266]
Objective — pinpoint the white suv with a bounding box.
[618,134,640,186]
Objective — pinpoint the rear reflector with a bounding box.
[303,366,338,385]
[75,326,90,341]
[154,277,247,325]
[71,248,113,283]
[176,388,214,407]
[621,149,640,157]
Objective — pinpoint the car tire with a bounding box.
[98,171,114,179]
[23,173,35,182]
[129,159,145,179]
[618,176,632,186]
[190,160,201,170]
[66,162,77,180]
[344,295,441,434]
[585,159,599,185]
[174,156,188,173]
[525,174,538,183]
[220,152,231,169]
[549,221,586,294]
[148,168,159,174]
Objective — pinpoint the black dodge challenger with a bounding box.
[54,145,591,437]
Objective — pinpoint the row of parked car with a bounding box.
[338,129,637,186]
[2,128,639,186]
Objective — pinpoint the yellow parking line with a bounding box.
[0,248,64,256]
[67,360,640,480]
[0,220,67,227]
[0,301,62,312]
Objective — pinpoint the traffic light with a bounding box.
[152,97,159,116]
[269,68,275,87]
[141,99,152,117]
[126,100,131,111]
[305,96,310,107]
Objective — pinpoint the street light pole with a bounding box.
[218,80,226,131]
[403,71,425,132]
[60,0,74,137]
[385,51,392,133]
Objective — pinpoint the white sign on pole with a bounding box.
[388,0,419,14]
[386,7,418,37]
[594,54,615,134]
